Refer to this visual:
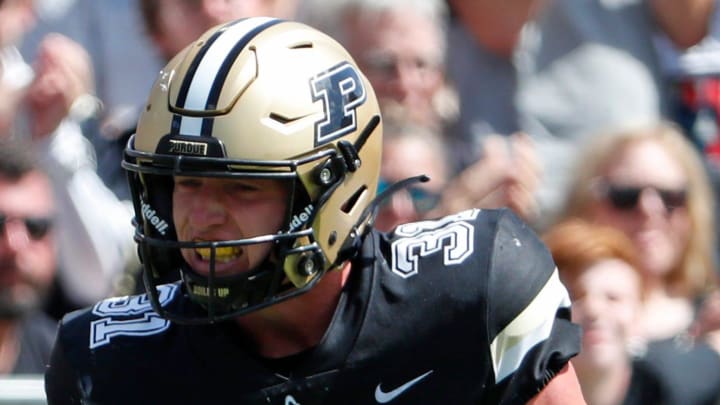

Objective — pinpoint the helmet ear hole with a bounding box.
[341,186,367,214]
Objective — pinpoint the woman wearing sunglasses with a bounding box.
[555,121,720,401]
[559,121,719,344]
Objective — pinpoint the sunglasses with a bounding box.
[599,183,688,212]
[0,213,53,240]
[377,178,441,214]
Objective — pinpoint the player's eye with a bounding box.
[174,177,202,190]
[227,181,261,194]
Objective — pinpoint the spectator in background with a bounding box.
[446,0,715,228]
[557,122,720,347]
[445,0,542,145]
[0,0,136,316]
[518,0,714,141]
[21,0,162,137]
[543,219,670,405]
[546,217,720,404]
[0,139,57,375]
[375,107,542,231]
[655,4,720,164]
[375,112,450,232]
[519,0,716,227]
[20,0,162,201]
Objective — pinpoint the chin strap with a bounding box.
[333,175,429,266]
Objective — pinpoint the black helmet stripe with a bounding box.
[205,19,283,110]
[173,17,282,137]
[174,19,243,110]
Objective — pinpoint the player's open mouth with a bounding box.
[194,246,243,263]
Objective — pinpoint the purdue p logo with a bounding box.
[310,62,367,146]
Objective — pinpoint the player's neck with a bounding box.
[235,261,353,359]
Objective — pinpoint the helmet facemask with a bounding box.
[125,141,361,323]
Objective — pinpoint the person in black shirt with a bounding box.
[45,17,583,404]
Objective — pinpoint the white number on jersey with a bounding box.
[89,284,178,349]
[390,209,478,278]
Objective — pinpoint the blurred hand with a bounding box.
[427,132,542,222]
[24,33,94,139]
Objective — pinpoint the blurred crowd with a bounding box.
[1,0,720,403]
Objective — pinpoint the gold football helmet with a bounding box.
[123,17,382,323]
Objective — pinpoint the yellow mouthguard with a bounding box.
[195,246,240,261]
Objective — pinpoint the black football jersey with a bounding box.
[45,209,580,404]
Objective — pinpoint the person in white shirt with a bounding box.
[0,0,135,317]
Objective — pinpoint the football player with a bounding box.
[45,18,583,404]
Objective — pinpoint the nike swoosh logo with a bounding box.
[374,370,434,403]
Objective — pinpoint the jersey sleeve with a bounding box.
[484,210,581,404]
[44,284,182,403]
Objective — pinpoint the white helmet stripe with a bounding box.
[176,17,279,136]
[179,116,204,136]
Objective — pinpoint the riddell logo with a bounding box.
[141,202,170,235]
[288,204,314,232]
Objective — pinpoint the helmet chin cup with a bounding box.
[122,18,383,323]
